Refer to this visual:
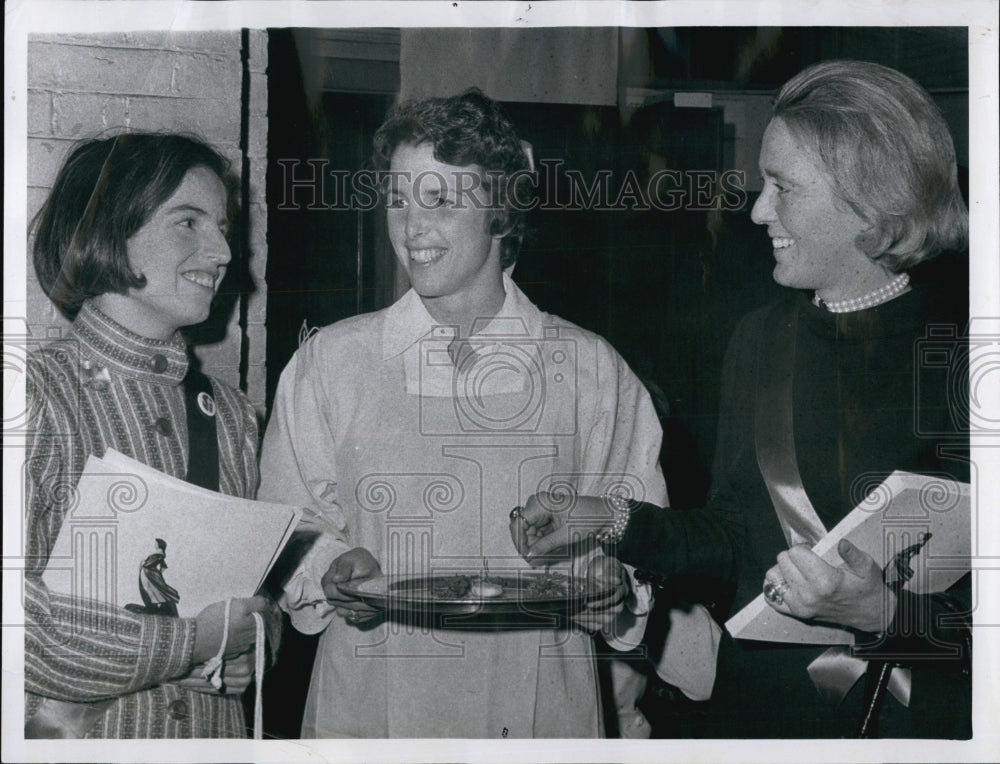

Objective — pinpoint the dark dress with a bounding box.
[617,284,971,738]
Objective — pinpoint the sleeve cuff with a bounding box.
[610,501,668,572]
[137,612,197,687]
[651,604,722,701]
[280,532,352,635]
[603,563,651,651]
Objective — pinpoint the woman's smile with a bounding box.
[180,269,221,289]
[407,246,448,265]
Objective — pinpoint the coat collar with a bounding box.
[381,272,544,360]
[72,302,189,386]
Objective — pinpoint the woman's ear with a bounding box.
[854,226,881,255]
[488,211,513,241]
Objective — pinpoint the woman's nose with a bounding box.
[404,204,430,239]
[204,227,232,264]
[750,185,774,225]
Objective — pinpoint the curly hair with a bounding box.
[372,88,533,269]
[32,132,237,319]
[773,60,968,270]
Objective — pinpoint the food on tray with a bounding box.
[430,575,473,599]
[470,580,504,598]
[392,571,577,602]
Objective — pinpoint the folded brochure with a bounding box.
[43,449,301,617]
[725,471,970,645]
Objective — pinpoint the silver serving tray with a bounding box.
[337,571,608,616]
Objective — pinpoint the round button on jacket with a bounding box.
[149,354,168,373]
[153,417,173,437]
[167,699,189,721]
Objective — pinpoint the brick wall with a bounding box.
[244,31,268,415]
[27,31,268,414]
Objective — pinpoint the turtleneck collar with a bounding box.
[71,301,189,386]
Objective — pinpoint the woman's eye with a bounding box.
[386,196,406,209]
[179,218,197,229]
[761,176,788,196]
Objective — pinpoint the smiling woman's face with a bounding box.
[385,142,505,322]
[751,118,884,303]
[94,166,231,339]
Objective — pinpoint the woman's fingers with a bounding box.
[508,506,531,557]
[322,547,383,601]
[523,527,574,565]
[179,652,255,695]
[511,494,566,562]
[585,556,626,606]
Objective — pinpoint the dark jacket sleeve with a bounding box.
[614,309,765,587]
[613,500,740,586]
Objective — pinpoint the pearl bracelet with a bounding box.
[596,493,633,545]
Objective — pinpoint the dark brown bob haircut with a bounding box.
[372,88,533,270]
[32,132,237,320]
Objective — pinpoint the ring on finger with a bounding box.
[763,577,789,606]
[509,506,524,521]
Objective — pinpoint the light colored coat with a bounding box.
[260,276,666,738]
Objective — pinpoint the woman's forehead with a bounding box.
[388,142,485,182]
[154,166,229,217]
[760,119,830,181]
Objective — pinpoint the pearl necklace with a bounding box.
[813,272,910,313]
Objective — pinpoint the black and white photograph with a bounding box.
[4,2,998,762]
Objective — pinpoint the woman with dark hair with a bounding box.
[25,132,271,738]
[259,89,667,738]
[513,60,971,738]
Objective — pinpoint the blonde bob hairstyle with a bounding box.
[773,60,968,271]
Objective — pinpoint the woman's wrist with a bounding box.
[596,494,633,546]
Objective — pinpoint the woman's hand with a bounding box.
[763,540,896,633]
[510,492,613,565]
[192,595,270,664]
[571,555,629,632]
[175,651,254,695]
[321,547,383,628]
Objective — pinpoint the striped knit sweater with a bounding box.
[23,302,260,738]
